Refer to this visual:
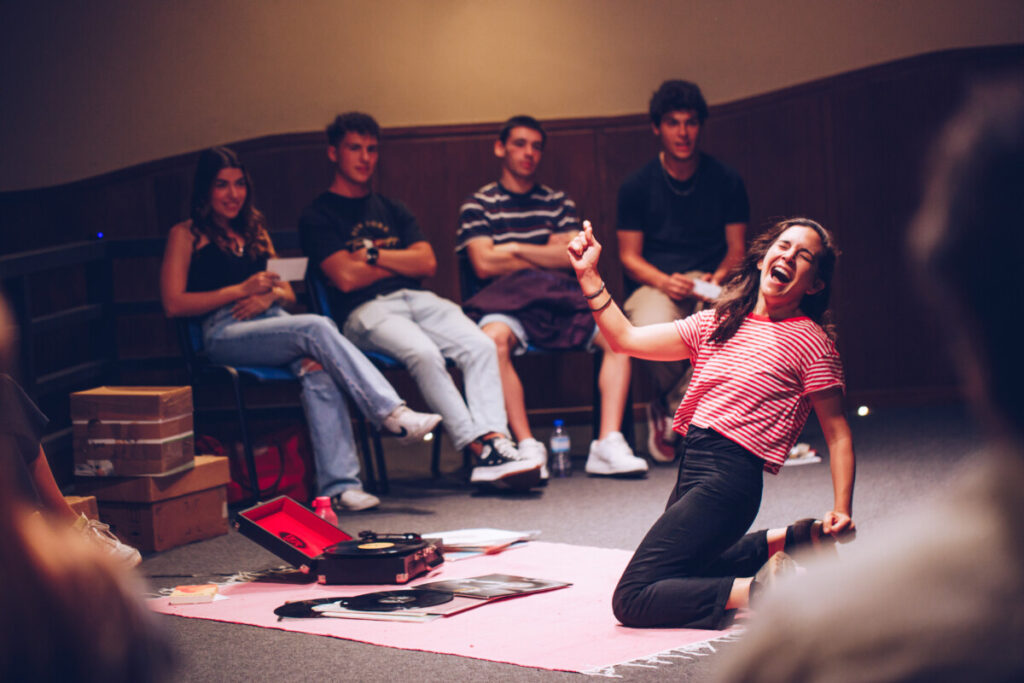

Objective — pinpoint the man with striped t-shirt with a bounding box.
[457,115,646,479]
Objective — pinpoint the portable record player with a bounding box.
[235,496,443,584]
[318,531,444,585]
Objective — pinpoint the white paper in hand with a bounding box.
[266,257,308,281]
[691,278,722,301]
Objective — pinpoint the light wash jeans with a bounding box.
[342,289,507,450]
[202,304,404,497]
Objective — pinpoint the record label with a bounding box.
[357,542,395,550]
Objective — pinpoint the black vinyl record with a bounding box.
[325,537,426,557]
[344,589,453,612]
[273,597,347,619]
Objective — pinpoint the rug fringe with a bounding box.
[584,628,744,677]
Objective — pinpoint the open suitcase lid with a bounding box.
[235,496,352,568]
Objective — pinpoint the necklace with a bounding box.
[222,231,244,257]
[659,153,697,197]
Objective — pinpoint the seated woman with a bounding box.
[160,147,441,513]
[567,218,856,629]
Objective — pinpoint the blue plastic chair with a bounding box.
[174,316,380,502]
[305,272,450,490]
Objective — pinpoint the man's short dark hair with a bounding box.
[649,80,709,126]
[498,115,546,147]
[326,112,381,147]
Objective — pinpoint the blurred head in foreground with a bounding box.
[909,79,1024,442]
[0,294,173,681]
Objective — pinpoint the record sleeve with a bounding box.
[418,574,570,599]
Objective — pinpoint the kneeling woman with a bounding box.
[568,218,855,629]
[161,147,440,512]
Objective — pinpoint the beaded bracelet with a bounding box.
[583,281,606,300]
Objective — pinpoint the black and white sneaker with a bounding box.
[469,436,542,490]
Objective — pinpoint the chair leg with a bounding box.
[430,424,444,478]
[354,416,378,494]
[227,369,261,506]
[371,430,389,495]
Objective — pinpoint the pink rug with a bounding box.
[148,541,734,674]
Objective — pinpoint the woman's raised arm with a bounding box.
[568,221,691,362]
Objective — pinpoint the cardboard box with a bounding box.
[93,456,231,553]
[100,487,228,552]
[64,494,98,520]
[76,455,229,503]
[71,386,195,477]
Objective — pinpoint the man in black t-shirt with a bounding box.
[617,80,749,463]
[299,112,540,490]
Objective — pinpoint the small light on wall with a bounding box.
[857,405,870,417]
[96,232,104,239]
[422,432,434,442]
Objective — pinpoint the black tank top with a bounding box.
[186,242,267,293]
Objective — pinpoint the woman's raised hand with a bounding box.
[239,271,279,296]
[568,220,602,276]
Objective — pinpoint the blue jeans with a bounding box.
[342,289,506,450]
[612,427,768,629]
[202,305,404,497]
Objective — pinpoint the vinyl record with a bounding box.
[273,597,347,619]
[325,537,426,557]
[344,589,453,612]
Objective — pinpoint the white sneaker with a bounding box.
[382,406,443,444]
[517,438,549,480]
[74,513,142,568]
[469,436,542,490]
[331,488,381,512]
[585,432,649,477]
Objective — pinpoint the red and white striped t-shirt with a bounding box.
[672,310,844,474]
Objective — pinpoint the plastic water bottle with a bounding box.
[312,496,338,526]
[549,419,572,477]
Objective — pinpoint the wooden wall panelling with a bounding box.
[827,69,959,399]
[591,121,661,295]
[0,189,56,254]
[376,134,481,301]
[151,169,192,237]
[237,140,329,233]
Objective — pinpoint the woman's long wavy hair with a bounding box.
[710,217,838,344]
[188,147,273,259]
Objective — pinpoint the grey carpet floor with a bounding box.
[140,403,980,681]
